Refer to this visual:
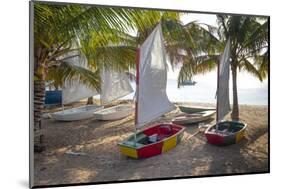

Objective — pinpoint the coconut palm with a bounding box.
[32,2,151,151]
[32,2,214,152]
[177,15,269,120]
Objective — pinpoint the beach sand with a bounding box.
[34,101,269,186]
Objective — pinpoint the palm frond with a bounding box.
[240,58,263,81]
[48,61,101,91]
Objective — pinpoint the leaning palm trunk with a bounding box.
[231,64,239,120]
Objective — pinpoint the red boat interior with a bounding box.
[121,124,184,147]
[142,124,182,143]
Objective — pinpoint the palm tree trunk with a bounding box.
[34,78,46,152]
[33,53,47,152]
[87,97,93,104]
[231,64,239,120]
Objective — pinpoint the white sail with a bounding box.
[217,38,231,121]
[62,53,98,104]
[100,68,134,105]
[136,24,175,128]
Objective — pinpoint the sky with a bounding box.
[167,13,268,90]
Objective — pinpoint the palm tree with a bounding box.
[32,2,148,151]
[32,2,211,152]
[176,15,268,120]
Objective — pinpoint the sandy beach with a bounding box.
[34,101,268,186]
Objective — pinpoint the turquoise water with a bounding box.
[122,79,268,105]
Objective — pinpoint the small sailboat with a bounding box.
[51,53,103,121]
[178,105,216,114]
[204,39,247,145]
[172,110,215,125]
[118,24,185,159]
[173,105,216,125]
[93,68,134,121]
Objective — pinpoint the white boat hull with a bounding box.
[172,110,215,125]
[94,104,134,121]
[51,105,104,121]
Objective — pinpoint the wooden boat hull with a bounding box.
[205,121,247,146]
[118,123,185,159]
[93,105,134,121]
[172,110,215,125]
[51,105,104,121]
[179,105,216,114]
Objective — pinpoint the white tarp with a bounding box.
[217,38,231,121]
[62,53,98,104]
[136,24,175,128]
[100,68,133,105]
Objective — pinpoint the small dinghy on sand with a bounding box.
[93,104,133,121]
[51,53,103,121]
[172,110,215,125]
[205,121,247,145]
[52,104,103,121]
[119,123,184,159]
[118,23,184,159]
[204,39,246,146]
[93,66,134,121]
[178,105,216,114]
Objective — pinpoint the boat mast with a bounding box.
[216,55,220,131]
[134,47,140,144]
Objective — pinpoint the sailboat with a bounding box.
[93,67,134,121]
[51,53,103,121]
[204,39,247,145]
[172,110,215,125]
[118,24,185,159]
[178,105,216,114]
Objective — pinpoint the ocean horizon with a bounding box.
[121,78,268,106]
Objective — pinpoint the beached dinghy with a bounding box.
[118,23,185,159]
[205,121,246,145]
[52,104,103,121]
[178,105,216,114]
[172,110,215,125]
[94,104,133,121]
[119,123,184,159]
[93,68,134,121]
[51,53,103,121]
[204,39,246,145]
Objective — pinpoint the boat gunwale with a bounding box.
[118,123,185,150]
[52,104,104,115]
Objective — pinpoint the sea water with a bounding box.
[121,79,268,106]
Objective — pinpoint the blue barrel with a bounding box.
[45,90,62,105]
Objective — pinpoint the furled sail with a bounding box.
[100,68,134,105]
[136,23,175,128]
[62,52,98,104]
[217,38,231,121]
